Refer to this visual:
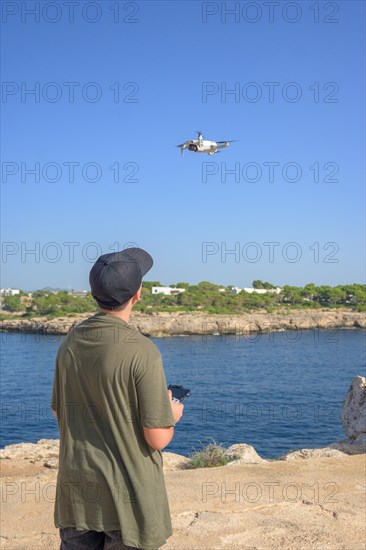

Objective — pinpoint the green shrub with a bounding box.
[183,441,240,469]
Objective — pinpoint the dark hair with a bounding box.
[97,298,130,312]
[110,301,129,312]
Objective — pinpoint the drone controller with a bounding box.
[168,384,191,404]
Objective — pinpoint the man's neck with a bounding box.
[98,306,132,324]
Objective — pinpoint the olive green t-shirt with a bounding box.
[51,312,176,550]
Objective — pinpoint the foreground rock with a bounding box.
[0,440,264,470]
[162,452,191,471]
[274,440,366,460]
[0,439,59,464]
[1,308,365,337]
[279,447,348,460]
[0,439,189,472]
[341,375,366,447]
[224,443,266,465]
[1,453,365,549]
[329,439,366,454]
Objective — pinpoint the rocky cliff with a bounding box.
[1,308,365,337]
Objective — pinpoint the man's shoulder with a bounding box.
[69,314,160,358]
[65,313,99,335]
[128,327,161,358]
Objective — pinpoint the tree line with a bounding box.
[1,281,364,318]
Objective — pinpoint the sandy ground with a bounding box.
[1,454,365,550]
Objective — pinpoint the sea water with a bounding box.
[0,329,365,458]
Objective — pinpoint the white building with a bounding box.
[232,287,282,295]
[243,287,282,294]
[152,286,186,296]
[0,288,20,296]
[71,290,88,298]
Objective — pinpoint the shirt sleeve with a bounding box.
[135,351,176,429]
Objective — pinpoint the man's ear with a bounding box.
[132,283,142,305]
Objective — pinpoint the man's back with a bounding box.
[52,312,176,550]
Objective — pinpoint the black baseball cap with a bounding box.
[89,248,153,310]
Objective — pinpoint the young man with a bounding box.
[51,248,184,550]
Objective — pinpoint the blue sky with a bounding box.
[1,0,365,290]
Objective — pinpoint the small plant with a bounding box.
[183,440,241,469]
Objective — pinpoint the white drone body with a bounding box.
[177,131,237,157]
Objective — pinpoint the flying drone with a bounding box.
[176,131,237,157]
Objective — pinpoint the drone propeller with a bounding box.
[196,130,203,137]
[216,140,238,144]
[176,142,188,158]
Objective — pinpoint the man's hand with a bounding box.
[168,389,184,423]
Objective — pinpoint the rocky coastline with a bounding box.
[1,307,365,337]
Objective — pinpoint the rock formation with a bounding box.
[341,375,366,446]
[279,375,366,460]
[279,447,348,460]
[0,439,190,472]
[1,308,366,337]
[224,443,266,465]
